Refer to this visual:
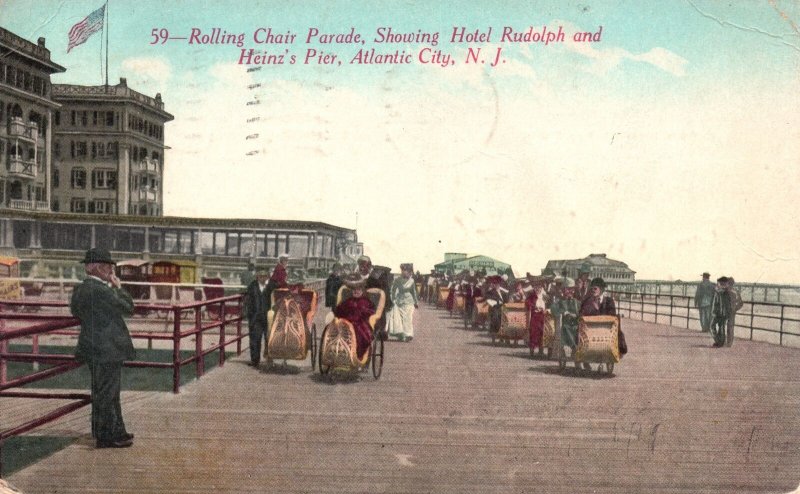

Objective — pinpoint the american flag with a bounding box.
[67,5,105,53]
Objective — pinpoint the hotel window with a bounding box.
[92,169,117,189]
[54,111,60,126]
[106,111,114,127]
[71,168,87,189]
[200,231,214,255]
[54,141,60,158]
[87,200,109,214]
[70,111,76,126]
[240,234,254,257]
[80,111,88,126]
[226,233,240,256]
[70,198,86,213]
[164,231,178,253]
[76,141,87,158]
[213,232,226,255]
[288,235,308,258]
[255,233,266,256]
[52,199,59,211]
[92,111,98,125]
[265,233,278,258]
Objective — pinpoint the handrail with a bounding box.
[0,294,245,476]
[610,290,800,346]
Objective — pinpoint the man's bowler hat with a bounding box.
[590,277,607,289]
[80,248,115,265]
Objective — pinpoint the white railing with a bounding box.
[7,118,37,140]
[136,189,157,201]
[7,157,37,178]
[133,158,159,174]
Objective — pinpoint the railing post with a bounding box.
[669,295,673,326]
[219,305,226,368]
[686,297,690,329]
[779,305,785,346]
[236,296,243,355]
[749,302,755,341]
[640,293,644,321]
[195,306,204,380]
[654,293,659,324]
[172,307,182,394]
[219,301,227,367]
[0,304,7,386]
[32,334,39,371]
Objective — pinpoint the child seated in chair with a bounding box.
[334,273,376,360]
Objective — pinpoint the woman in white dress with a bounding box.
[389,263,419,342]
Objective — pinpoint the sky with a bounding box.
[2,0,799,283]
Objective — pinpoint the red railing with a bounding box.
[0,295,243,476]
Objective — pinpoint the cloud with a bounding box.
[557,21,688,76]
[628,47,689,76]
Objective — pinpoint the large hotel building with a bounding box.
[0,28,64,212]
[51,79,173,216]
[0,26,360,279]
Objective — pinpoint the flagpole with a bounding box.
[104,0,109,86]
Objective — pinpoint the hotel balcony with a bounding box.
[136,189,157,202]
[8,199,49,211]
[133,158,160,175]
[7,118,37,142]
[7,157,37,179]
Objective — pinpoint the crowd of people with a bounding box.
[695,273,743,348]
[420,265,628,365]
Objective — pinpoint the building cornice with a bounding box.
[0,28,66,73]
[0,82,62,109]
[0,209,356,234]
[52,82,174,122]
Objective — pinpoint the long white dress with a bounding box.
[389,276,419,339]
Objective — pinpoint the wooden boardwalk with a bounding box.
[5,305,800,493]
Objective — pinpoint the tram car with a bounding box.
[116,259,152,316]
[150,260,198,303]
[264,287,318,370]
[0,257,21,302]
[559,315,620,375]
[116,260,151,300]
[318,285,386,380]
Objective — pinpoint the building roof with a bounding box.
[434,254,511,272]
[0,209,356,235]
[53,79,174,121]
[0,27,66,73]
[545,253,635,274]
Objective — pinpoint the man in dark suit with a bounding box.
[70,248,135,449]
[245,264,271,366]
[325,263,344,310]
